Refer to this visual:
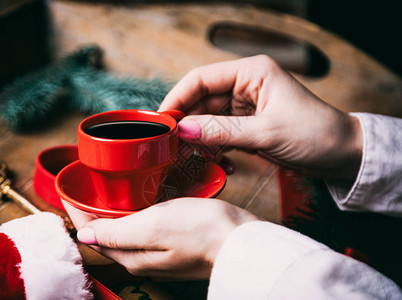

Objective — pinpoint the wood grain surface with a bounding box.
[50,2,402,116]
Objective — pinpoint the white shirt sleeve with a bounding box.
[326,113,402,216]
[208,221,402,300]
[208,113,402,299]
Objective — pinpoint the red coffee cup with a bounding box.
[77,109,184,211]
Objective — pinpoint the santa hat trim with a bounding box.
[0,213,92,300]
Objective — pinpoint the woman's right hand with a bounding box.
[159,55,362,180]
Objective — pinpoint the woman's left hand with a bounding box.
[74,198,258,280]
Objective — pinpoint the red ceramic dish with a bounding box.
[33,145,78,211]
[55,159,226,218]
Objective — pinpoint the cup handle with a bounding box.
[160,110,185,122]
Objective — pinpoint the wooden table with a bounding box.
[1,1,401,299]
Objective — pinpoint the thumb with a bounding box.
[76,215,157,250]
[178,115,261,148]
[77,218,121,247]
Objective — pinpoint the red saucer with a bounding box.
[56,157,226,218]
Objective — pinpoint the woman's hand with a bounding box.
[75,198,259,280]
[159,55,362,180]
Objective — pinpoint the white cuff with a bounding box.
[208,221,327,299]
[208,220,402,300]
[0,212,92,300]
[326,113,402,217]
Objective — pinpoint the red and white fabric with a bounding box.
[0,212,92,300]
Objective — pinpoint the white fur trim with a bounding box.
[0,212,92,300]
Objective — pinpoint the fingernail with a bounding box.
[178,120,201,140]
[223,164,234,175]
[220,156,235,175]
[77,228,97,245]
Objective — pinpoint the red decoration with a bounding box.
[0,233,25,300]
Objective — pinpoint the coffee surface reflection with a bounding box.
[84,121,170,139]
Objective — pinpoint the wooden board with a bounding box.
[50,2,402,116]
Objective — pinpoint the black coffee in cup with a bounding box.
[84,121,170,139]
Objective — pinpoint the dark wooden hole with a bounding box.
[208,22,329,78]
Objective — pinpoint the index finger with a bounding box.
[158,58,241,112]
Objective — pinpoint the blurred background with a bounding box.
[1,0,401,88]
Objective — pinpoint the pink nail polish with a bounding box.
[178,120,201,140]
[77,228,97,245]
[221,157,235,175]
[223,164,234,175]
